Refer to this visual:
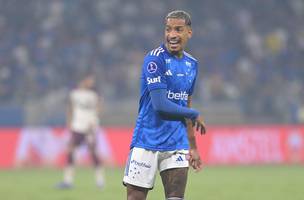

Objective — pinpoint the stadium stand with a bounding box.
[0,0,303,125]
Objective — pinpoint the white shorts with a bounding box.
[123,147,189,189]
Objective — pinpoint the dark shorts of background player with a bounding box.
[71,131,92,146]
[69,131,100,166]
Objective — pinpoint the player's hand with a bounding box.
[192,115,206,135]
[187,149,203,172]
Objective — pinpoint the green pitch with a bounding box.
[0,165,303,200]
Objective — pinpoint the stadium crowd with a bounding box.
[0,0,303,124]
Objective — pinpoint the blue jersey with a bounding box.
[130,44,198,151]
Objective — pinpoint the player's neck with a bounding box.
[171,51,183,59]
[164,44,184,58]
[175,51,183,58]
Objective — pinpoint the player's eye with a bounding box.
[175,27,183,32]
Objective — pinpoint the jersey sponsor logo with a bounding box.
[147,62,158,73]
[167,90,189,101]
[147,76,161,84]
[130,159,151,168]
[177,73,184,77]
[165,70,173,76]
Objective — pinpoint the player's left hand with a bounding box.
[187,149,203,172]
[192,115,206,135]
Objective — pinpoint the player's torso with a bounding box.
[162,54,196,106]
[132,46,197,151]
[70,89,99,133]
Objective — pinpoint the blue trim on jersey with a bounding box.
[130,44,198,151]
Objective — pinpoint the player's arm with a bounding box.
[186,96,198,149]
[150,89,199,120]
[66,96,73,130]
[97,95,103,118]
[150,89,206,134]
[186,96,203,172]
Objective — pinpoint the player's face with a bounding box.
[165,18,192,56]
[84,76,95,89]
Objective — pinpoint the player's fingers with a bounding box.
[190,158,197,168]
[199,124,203,135]
[194,162,201,172]
[192,161,197,170]
[199,123,206,135]
[202,125,206,135]
[203,123,207,134]
[195,160,203,172]
[186,154,191,161]
[198,124,204,135]
[190,157,201,170]
[191,119,196,127]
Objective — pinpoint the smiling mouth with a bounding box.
[167,40,180,48]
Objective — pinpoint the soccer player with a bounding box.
[57,74,105,189]
[123,10,206,200]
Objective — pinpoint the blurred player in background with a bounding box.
[123,10,206,200]
[57,74,105,189]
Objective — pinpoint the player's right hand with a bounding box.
[192,115,206,135]
[187,148,203,172]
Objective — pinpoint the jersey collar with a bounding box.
[161,44,185,59]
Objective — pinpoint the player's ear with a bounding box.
[187,27,193,39]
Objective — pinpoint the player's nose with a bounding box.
[167,30,178,38]
[167,33,178,40]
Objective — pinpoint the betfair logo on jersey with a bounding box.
[147,76,161,84]
[167,90,189,101]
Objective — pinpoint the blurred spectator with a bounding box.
[0,0,303,124]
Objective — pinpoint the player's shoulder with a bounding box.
[70,88,96,96]
[142,46,166,72]
[149,45,165,57]
[145,45,166,60]
[70,88,78,96]
[183,51,198,64]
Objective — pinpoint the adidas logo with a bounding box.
[165,70,173,76]
[176,155,183,162]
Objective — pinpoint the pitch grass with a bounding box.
[0,165,303,200]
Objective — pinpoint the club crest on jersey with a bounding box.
[147,62,158,73]
[185,61,192,67]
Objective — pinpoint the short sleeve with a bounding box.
[142,54,167,91]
